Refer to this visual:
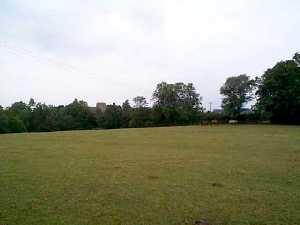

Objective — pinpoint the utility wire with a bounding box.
[0,41,123,83]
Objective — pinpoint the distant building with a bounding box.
[96,102,107,112]
[89,102,107,113]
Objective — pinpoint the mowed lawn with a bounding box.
[0,125,300,225]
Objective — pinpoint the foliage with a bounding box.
[29,103,59,132]
[129,107,152,128]
[133,96,148,108]
[255,59,300,124]
[121,100,132,128]
[1,53,300,135]
[64,99,97,129]
[293,52,300,65]
[127,96,151,127]
[220,74,254,118]
[102,103,123,129]
[7,101,32,130]
[152,82,202,125]
[0,108,10,133]
[7,116,27,133]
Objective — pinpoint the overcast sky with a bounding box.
[0,0,299,109]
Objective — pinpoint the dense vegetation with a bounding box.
[0,82,203,133]
[0,53,299,133]
[255,53,300,124]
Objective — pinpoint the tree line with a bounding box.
[0,53,299,133]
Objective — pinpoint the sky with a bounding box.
[0,0,299,110]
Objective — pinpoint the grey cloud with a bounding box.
[0,0,299,109]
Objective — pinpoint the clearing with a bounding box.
[0,125,299,225]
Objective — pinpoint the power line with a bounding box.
[0,41,123,83]
[0,41,95,77]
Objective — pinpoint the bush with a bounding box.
[8,116,27,133]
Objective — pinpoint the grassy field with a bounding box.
[0,125,300,225]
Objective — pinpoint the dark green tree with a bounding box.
[0,106,10,133]
[65,99,97,129]
[29,98,36,108]
[129,107,152,128]
[56,106,76,130]
[129,97,152,127]
[121,100,132,128]
[8,101,31,130]
[133,96,148,108]
[29,103,59,132]
[103,103,122,129]
[220,74,254,118]
[152,82,202,125]
[256,56,300,124]
[293,52,300,65]
[8,116,27,133]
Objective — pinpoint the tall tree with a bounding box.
[133,96,148,108]
[152,82,202,125]
[7,101,31,130]
[121,100,132,128]
[153,82,201,109]
[130,97,152,127]
[29,103,59,132]
[103,103,123,129]
[8,116,27,133]
[129,107,152,128]
[0,106,10,133]
[294,52,300,66]
[256,56,300,124]
[220,74,254,118]
[65,99,97,129]
[56,106,76,131]
[29,98,36,108]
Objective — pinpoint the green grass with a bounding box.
[0,125,300,225]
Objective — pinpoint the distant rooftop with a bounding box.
[89,102,107,113]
